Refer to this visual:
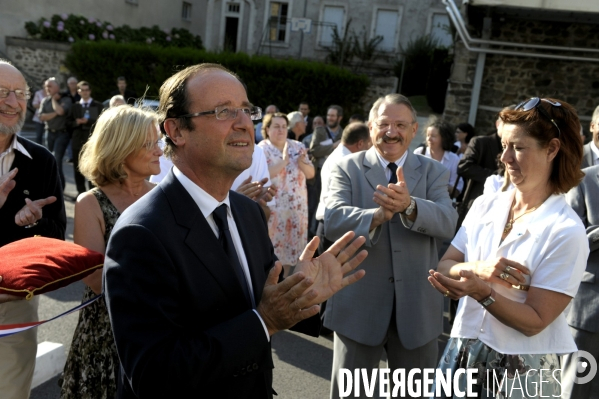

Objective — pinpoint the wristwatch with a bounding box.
[478,288,495,307]
[402,197,416,216]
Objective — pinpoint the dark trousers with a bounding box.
[71,129,91,195]
[33,122,45,147]
[307,170,322,239]
[47,129,69,190]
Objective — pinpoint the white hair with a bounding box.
[287,111,304,129]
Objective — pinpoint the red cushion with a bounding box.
[0,237,104,299]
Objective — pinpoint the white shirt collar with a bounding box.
[0,135,32,160]
[172,166,231,219]
[79,98,93,106]
[374,149,408,170]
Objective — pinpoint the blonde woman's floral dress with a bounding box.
[259,139,309,265]
[60,188,120,399]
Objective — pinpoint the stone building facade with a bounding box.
[443,2,599,134]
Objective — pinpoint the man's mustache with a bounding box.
[376,134,403,145]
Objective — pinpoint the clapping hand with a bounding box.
[294,231,368,306]
[257,231,368,336]
[373,166,412,222]
[236,175,268,201]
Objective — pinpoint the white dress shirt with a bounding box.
[316,144,352,221]
[590,140,599,166]
[172,166,270,339]
[413,146,463,193]
[0,134,32,175]
[151,146,274,206]
[451,190,588,354]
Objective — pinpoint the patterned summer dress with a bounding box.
[258,139,309,265]
[60,188,120,399]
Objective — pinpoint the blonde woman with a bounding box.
[60,105,162,399]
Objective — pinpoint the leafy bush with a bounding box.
[65,42,370,115]
[426,49,453,114]
[24,14,203,49]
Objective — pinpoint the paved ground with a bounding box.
[20,123,450,399]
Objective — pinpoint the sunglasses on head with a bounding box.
[515,97,562,138]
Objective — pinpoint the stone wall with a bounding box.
[5,37,71,90]
[443,16,599,134]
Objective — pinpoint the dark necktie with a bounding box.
[387,162,398,184]
[212,204,254,307]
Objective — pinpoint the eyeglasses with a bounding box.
[177,106,262,121]
[374,120,415,132]
[0,88,30,101]
[515,97,562,137]
[144,139,165,152]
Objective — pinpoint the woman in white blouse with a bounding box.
[414,119,463,196]
[428,98,588,398]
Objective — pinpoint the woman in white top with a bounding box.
[454,122,476,159]
[428,98,588,398]
[414,119,463,196]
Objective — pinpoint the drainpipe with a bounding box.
[205,0,215,50]
[444,0,599,54]
[443,0,599,62]
[469,17,490,126]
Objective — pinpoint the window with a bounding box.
[373,9,399,52]
[269,2,289,42]
[319,6,345,46]
[182,2,192,21]
[228,3,240,13]
[430,13,452,47]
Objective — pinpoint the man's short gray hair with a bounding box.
[287,111,304,129]
[369,94,417,123]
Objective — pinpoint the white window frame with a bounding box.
[261,0,294,48]
[182,2,192,21]
[426,9,453,48]
[219,0,246,52]
[316,2,348,50]
[369,5,403,53]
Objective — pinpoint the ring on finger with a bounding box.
[500,272,509,280]
[505,266,513,273]
[444,290,450,297]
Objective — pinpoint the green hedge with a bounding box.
[65,42,370,116]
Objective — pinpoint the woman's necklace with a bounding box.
[503,199,543,236]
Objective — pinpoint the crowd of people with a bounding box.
[0,57,598,399]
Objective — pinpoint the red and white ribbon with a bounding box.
[0,295,103,338]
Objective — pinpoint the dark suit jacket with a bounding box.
[104,170,319,398]
[69,100,104,133]
[566,165,599,332]
[110,89,138,105]
[305,116,313,136]
[457,133,502,209]
[0,136,66,246]
[581,142,596,168]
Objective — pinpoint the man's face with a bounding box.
[369,102,417,162]
[173,70,254,179]
[117,80,127,91]
[67,78,78,92]
[327,108,341,129]
[0,64,27,136]
[265,105,277,114]
[44,81,59,96]
[78,85,91,101]
[299,103,310,117]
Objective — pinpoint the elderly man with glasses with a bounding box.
[0,60,66,399]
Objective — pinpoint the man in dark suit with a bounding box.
[562,164,599,399]
[299,101,313,135]
[110,76,137,105]
[582,105,599,168]
[103,63,368,399]
[69,81,103,195]
[0,60,66,399]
